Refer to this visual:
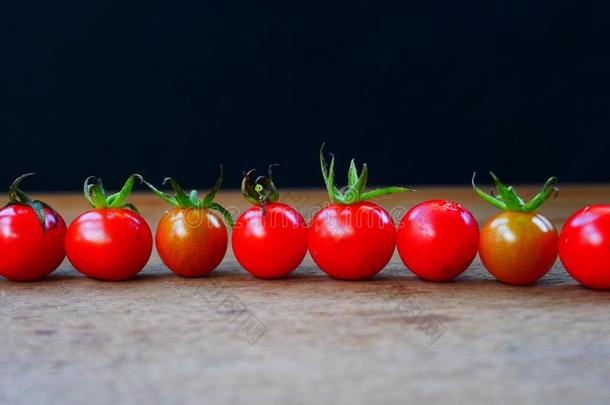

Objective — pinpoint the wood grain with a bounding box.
[1,186,610,405]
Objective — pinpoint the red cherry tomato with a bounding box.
[396,200,479,281]
[65,175,152,281]
[233,203,308,279]
[559,205,610,289]
[66,209,153,281]
[308,202,396,280]
[473,173,559,285]
[309,145,412,280]
[233,167,308,279]
[0,174,66,281]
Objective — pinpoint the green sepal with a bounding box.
[83,176,97,207]
[319,143,414,205]
[123,203,141,215]
[28,200,47,232]
[241,170,261,206]
[108,174,141,208]
[139,178,177,206]
[489,172,523,211]
[4,173,61,232]
[320,144,337,202]
[208,202,235,227]
[522,176,559,212]
[83,174,143,213]
[347,159,359,187]
[90,183,108,208]
[163,178,193,208]
[97,178,107,198]
[8,173,34,203]
[240,165,280,216]
[472,173,507,211]
[343,163,368,204]
[202,164,224,205]
[472,172,558,213]
[142,166,234,227]
[360,186,414,201]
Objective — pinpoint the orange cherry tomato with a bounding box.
[143,167,233,277]
[479,211,557,285]
[473,173,559,285]
[156,208,228,277]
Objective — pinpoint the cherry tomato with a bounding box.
[480,211,557,285]
[157,208,227,277]
[308,145,413,280]
[473,173,558,285]
[559,205,610,289]
[143,170,231,277]
[396,200,479,281]
[0,174,66,281]
[233,203,307,278]
[65,175,152,281]
[309,202,397,280]
[232,167,307,278]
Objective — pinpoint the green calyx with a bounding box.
[472,172,558,213]
[142,165,234,227]
[83,174,143,214]
[4,173,59,232]
[241,164,280,216]
[320,143,414,205]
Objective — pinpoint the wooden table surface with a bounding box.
[2,186,610,405]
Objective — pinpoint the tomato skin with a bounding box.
[0,205,66,281]
[232,202,307,279]
[308,202,395,280]
[65,209,153,281]
[396,200,479,281]
[559,205,610,290]
[156,208,227,277]
[479,211,558,285]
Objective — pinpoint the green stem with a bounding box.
[3,173,61,232]
[319,143,414,205]
[143,166,234,227]
[82,174,143,213]
[240,165,280,215]
[472,172,558,213]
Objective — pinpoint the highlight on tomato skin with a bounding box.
[142,167,232,278]
[396,200,479,282]
[472,172,559,286]
[307,144,414,280]
[65,174,153,282]
[559,205,610,290]
[0,173,67,282]
[232,166,308,279]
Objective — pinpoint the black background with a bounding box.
[1,1,605,191]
